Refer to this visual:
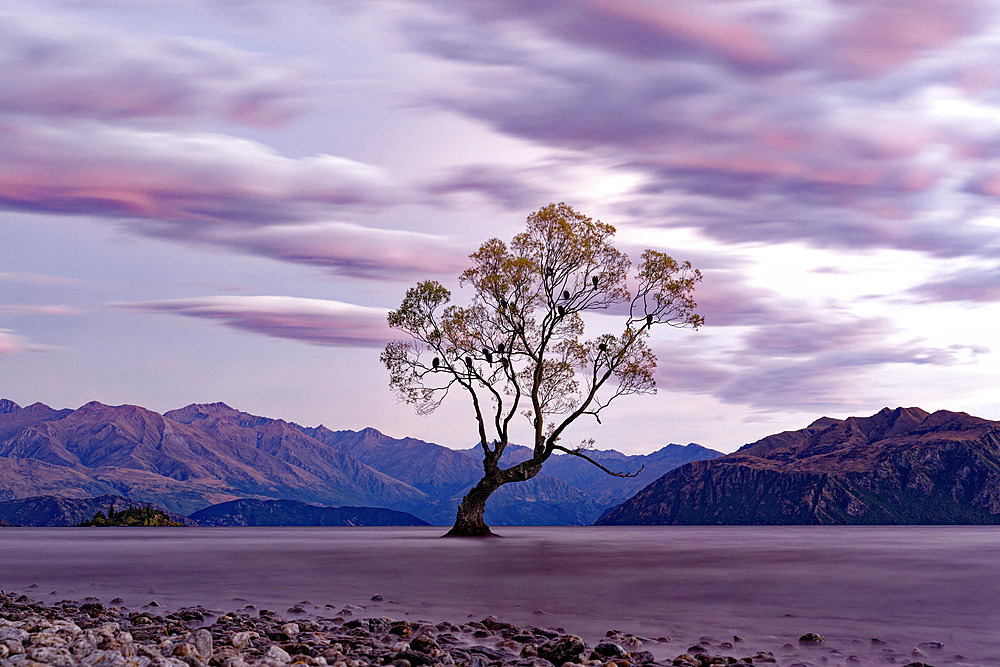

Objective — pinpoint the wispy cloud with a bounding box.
[0,121,395,223]
[0,271,88,285]
[145,221,469,280]
[114,295,392,347]
[0,11,311,126]
[0,328,60,354]
[653,282,988,411]
[394,0,1000,260]
[0,305,83,315]
[909,264,1000,302]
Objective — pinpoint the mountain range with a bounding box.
[598,407,1000,525]
[0,398,720,525]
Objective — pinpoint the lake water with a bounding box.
[1,526,998,666]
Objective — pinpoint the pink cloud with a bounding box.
[0,13,310,126]
[114,296,393,348]
[831,1,978,76]
[0,328,58,354]
[0,305,83,316]
[0,120,394,222]
[0,272,88,286]
[575,0,780,68]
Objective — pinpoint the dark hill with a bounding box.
[597,407,1000,525]
[188,498,428,526]
[0,494,185,527]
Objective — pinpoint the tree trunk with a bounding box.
[443,477,500,537]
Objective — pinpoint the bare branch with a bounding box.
[551,444,645,478]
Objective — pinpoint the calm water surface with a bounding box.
[1,526,998,665]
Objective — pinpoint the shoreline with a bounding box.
[0,590,956,667]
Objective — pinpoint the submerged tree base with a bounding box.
[441,525,501,538]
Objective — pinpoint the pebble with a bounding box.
[0,589,955,667]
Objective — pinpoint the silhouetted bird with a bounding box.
[563,290,570,300]
[558,305,566,316]
[432,357,440,369]
[483,348,494,364]
[646,314,654,328]
[465,357,473,369]
[598,343,607,352]
[592,275,599,288]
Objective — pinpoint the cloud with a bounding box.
[827,1,980,77]
[0,121,394,223]
[909,264,1000,302]
[114,295,393,347]
[200,222,469,280]
[0,271,88,285]
[0,10,310,126]
[0,328,59,354]
[0,329,29,354]
[0,305,83,315]
[652,298,986,412]
[423,164,552,210]
[392,0,1000,260]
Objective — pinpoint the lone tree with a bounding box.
[381,203,703,536]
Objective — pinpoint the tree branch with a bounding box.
[551,444,645,478]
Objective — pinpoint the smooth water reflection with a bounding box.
[1,526,998,665]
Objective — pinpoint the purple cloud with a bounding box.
[0,327,58,354]
[0,272,88,286]
[0,305,82,316]
[0,12,310,126]
[114,295,393,348]
[0,119,468,278]
[393,0,1000,259]
[150,222,470,280]
[0,121,394,222]
[423,164,552,210]
[910,265,1000,302]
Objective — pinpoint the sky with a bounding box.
[2,0,1000,455]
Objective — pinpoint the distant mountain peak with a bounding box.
[0,399,20,414]
[164,402,239,423]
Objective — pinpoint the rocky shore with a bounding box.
[0,590,945,667]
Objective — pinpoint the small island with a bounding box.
[78,503,183,527]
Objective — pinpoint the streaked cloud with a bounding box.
[114,295,392,347]
[0,271,88,285]
[146,222,468,280]
[0,121,394,223]
[654,296,988,411]
[0,305,83,316]
[0,328,59,354]
[910,264,1000,302]
[0,10,310,126]
[395,0,1000,259]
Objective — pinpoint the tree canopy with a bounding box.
[381,203,703,535]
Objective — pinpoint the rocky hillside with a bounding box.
[0,398,720,525]
[187,498,428,526]
[598,407,1000,525]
